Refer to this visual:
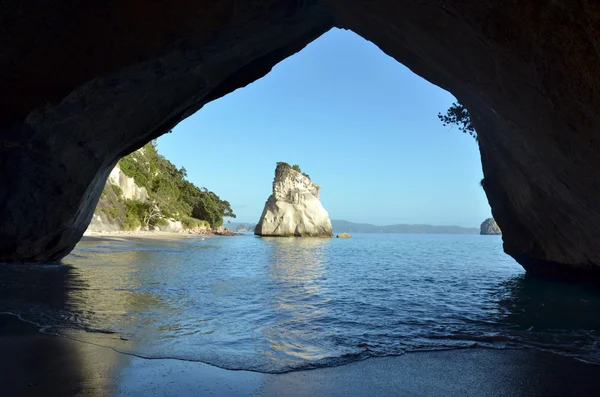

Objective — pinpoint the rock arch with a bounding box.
[2,1,600,281]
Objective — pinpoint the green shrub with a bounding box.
[122,213,141,230]
[114,141,235,229]
[100,205,121,220]
[110,183,123,198]
[155,218,169,226]
[181,216,210,229]
[122,200,147,230]
[277,161,311,179]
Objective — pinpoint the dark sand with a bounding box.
[1,314,599,397]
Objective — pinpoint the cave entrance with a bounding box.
[154,28,491,230]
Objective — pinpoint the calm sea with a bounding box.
[1,233,600,373]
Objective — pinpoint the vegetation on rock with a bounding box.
[438,102,477,141]
[96,141,235,230]
[276,161,310,179]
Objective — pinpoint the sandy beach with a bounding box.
[82,231,209,241]
[82,228,238,242]
[1,314,599,397]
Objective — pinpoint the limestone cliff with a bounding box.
[480,218,501,235]
[255,164,333,237]
[87,164,150,233]
[87,163,189,233]
[107,165,149,202]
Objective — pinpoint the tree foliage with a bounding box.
[438,102,477,141]
[117,142,235,228]
[277,161,311,179]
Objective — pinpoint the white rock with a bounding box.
[158,219,184,232]
[107,164,149,201]
[255,164,333,237]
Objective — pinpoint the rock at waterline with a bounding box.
[337,233,352,238]
[480,218,502,235]
[254,163,333,237]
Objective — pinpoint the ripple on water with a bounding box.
[1,234,600,373]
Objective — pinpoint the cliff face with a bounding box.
[480,218,501,235]
[255,164,333,237]
[107,166,148,202]
[87,164,150,233]
[88,162,190,234]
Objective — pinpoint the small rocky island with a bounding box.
[255,162,333,237]
[480,218,502,235]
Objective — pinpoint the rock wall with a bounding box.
[480,218,501,235]
[157,220,184,233]
[87,163,188,234]
[3,1,600,281]
[86,164,149,233]
[107,165,148,202]
[255,164,333,237]
[87,181,124,233]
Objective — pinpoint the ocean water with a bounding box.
[1,233,600,373]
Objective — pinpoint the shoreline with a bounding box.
[1,314,599,396]
[82,228,238,240]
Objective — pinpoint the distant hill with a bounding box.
[331,220,478,235]
[226,222,257,233]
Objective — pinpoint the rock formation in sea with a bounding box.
[4,2,600,281]
[234,223,257,233]
[255,163,333,237]
[480,218,501,235]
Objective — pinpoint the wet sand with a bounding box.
[1,315,599,396]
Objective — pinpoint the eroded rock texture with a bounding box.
[2,1,600,281]
[255,164,333,237]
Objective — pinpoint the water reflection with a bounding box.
[499,275,600,329]
[260,238,335,366]
[495,274,600,359]
[1,233,600,386]
[0,263,123,396]
[0,236,216,395]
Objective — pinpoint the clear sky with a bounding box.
[157,28,491,227]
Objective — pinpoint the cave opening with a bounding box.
[4,2,600,393]
[153,28,491,232]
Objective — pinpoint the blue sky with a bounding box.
[157,28,491,227]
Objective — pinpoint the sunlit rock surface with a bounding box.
[87,164,149,233]
[480,218,501,235]
[255,164,333,237]
[107,165,148,202]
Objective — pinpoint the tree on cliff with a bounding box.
[277,161,310,179]
[117,142,236,228]
[438,102,477,141]
[178,180,236,228]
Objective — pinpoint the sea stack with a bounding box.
[480,218,502,235]
[255,163,333,237]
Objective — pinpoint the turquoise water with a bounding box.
[1,233,600,373]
